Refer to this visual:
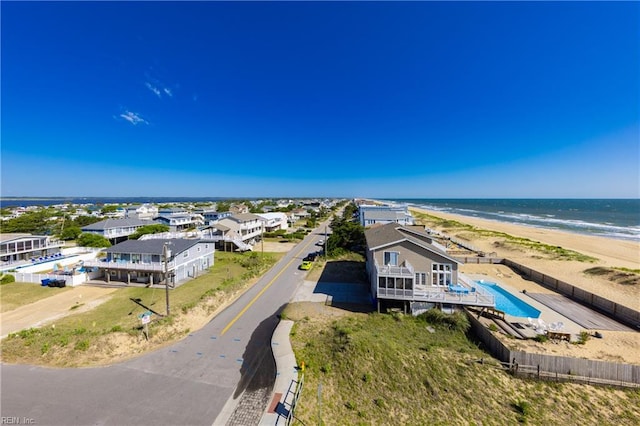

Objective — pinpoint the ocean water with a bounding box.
[387,199,640,242]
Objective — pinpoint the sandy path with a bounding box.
[0,287,117,338]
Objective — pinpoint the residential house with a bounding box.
[256,212,289,233]
[364,223,494,314]
[83,238,215,286]
[214,213,264,251]
[154,207,202,231]
[125,204,159,220]
[195,209,232,225]
[229,204,250,215]
[0,233,65,266]
[154,215,197,232]
[359,203,414,227]
[81,218,151,244]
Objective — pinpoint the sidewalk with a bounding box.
[259,320,300,426]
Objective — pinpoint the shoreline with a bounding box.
[409,205,640,268]
[407,205,640,310]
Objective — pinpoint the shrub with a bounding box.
[534,334,548,343]
[514,399,532,415]
[75,340,90,351]
[576,331,590,345]
[1,274,15,284]
[417,309,470,332]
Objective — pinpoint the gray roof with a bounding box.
[364,223,458,263]
[363,210,411,220]
[231,213,263,222]
[81,218,151,231]
[104,238,203,255]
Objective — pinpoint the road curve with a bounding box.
[0,221,332,426]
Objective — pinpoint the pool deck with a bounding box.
[464,273,584,337]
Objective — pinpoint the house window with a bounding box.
[383,251,399,266]
[432,263,452,286]
[415,272,426,286]
[183,251,189,258]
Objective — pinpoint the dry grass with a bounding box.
[0,282,72,313]
[1,251,284,367]
[285,302,640,425]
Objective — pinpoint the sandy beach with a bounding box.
[404,206,640,365]
[409,206,640,310]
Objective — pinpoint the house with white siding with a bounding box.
[83,238,215,286]
[81,218,151,244]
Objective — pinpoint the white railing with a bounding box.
[376,264,414,277]
[377,287,495,307]
[83,259,175,271]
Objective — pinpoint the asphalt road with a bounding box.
[0,221,332,426]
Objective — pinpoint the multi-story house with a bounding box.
[256,212,289,233]
[0,233,65,266]
[359,203,414,227]
[81,218,151,244]
[213,213,264,251]
[83,238,215,286]
[125,204,159,220]
[364,223,494,314]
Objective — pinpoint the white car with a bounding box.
[316,239,324,246]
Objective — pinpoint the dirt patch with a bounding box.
[261,240,297,253]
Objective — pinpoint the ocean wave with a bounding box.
[412,202,640,242]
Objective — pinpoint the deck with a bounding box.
[377,288,495,307]
[527,293,636,332]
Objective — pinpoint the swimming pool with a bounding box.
[475,281,541,318]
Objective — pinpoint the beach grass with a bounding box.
[0,251,283,366]
[584,267,640,286]
[412,210,598,262]
[285,304,640,425]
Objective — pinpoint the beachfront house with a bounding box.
[359,203,415,227]
[0,233,65,267]
[82,238,215,286]
[364,223,494,314]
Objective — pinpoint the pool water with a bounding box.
[475,281,541,318]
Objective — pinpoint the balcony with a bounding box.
[83,259,175,272]
[375,260,414,277]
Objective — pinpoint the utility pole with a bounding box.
[163,242,172,316]
[324,225,328,258]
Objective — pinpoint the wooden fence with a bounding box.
[467,313,640,387]
[502,259,640,329]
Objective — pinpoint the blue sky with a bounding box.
[1,1,638,198]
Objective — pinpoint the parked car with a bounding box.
[299,260,312,270]
[316,239,324,246]
[304,252,318,262]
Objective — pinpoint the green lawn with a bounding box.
[1,251,284,366]
[1,282,72,313]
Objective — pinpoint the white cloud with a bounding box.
[118,110,149,126]
[145,82,162,98]
[163,87,173,97]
